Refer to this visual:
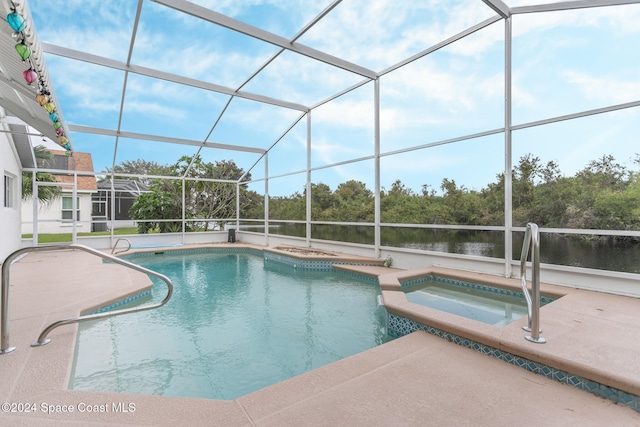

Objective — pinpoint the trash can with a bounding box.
[92,216,108,232]
[227,228,236,243]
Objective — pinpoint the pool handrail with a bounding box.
[520,223,546,344]
[111,237,132,255]
[1,244,173,354]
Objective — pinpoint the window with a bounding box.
[62,196,80,221]
[4,174,15,208]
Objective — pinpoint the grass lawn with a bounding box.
[22,227,139,244]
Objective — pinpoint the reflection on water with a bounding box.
[402,241,499,257]
[256,223,640,274]
[391,229,640,274]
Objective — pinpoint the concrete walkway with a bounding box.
[1,245,639,426]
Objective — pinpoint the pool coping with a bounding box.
[2,243,639,425]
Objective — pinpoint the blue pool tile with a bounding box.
[583,380,600,394]
[514,357,528,369]
[88,289,152,314]
[598,384,618,400]
[524,361,538,373]
[617,390,637,409]
[388,310,638,412]
[539,365,553,378]
[553,370,567,383]
[489,348,501,358]
[567,375,582,387]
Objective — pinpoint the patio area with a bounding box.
[0,244,638,426]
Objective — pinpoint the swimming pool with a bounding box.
[69,250,390,400]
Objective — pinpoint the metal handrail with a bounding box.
[1,244,173,354]
[519,223,546,344]
[111,238,132,255]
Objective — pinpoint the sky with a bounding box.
[25,0,640,197]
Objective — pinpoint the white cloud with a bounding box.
[512,3,640,38]
[307,135,364,168]
[222,101,304,138]
[297,0,502,72]
[312,98,374,129]
[189,0,328,36]
[563,71,640,105]
[380,60,503,126]
[237,50,365,107]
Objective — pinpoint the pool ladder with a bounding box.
[520,223,546,344]
[111,238,132,254]
[0,244,173,355]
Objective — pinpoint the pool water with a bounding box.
[403,282,531,327]
[69,251,390,400]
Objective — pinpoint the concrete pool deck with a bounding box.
[1,244,639,426]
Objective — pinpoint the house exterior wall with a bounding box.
[20,150,98,236]
[21,191,95,235]
[0,131,22,263]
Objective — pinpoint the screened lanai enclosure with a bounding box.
[2,0,640,287]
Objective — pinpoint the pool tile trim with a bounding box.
[121,246,382,272]
[263,250,383,271]
[400,274,556,305]
[387,313,638,411]
[86,289,153,314]
[120,247,263,259]
[334,269,379,282]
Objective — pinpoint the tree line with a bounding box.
[268,153,640,233]
[111,153,640,235]
[112,156,260,233]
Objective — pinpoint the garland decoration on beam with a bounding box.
[5,6,72,156]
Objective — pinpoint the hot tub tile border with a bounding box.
[387,313,638,412]
[400,275,555,305]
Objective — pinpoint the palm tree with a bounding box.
[21,145,61,204]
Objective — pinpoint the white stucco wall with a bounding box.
[0,131,22,263]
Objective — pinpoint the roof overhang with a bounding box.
[0,0,71,150]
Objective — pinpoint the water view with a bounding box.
[249,223,640,274]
